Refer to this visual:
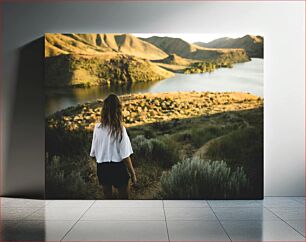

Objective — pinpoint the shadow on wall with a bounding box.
[4,37,45,199]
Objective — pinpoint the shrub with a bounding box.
[206,127,263,197]
[151,138,179,168]
[45,155,102,199]
[132,135,153,162]
[129,163,163,199]
[174,130,193,143]
[160,158,249,199]
[45,126,92,157]
[206,127,263,168]
[131,135,179,168]
[190,126,224,148]
[143,128,156,139]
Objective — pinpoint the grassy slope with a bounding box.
[45,92,263,199]
[128,107,263,199]
[45,53,174,87]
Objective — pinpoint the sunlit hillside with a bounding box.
[141,35,250,61]
[45,33,252,87]
[194,34,264,58]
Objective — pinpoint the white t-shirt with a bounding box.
[90,123,133,163]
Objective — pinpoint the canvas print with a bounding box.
[45,33,264,199]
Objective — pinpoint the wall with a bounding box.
[1,1,305,197]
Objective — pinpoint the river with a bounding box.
[46,58,263,115]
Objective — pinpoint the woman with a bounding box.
[90,93,137,199]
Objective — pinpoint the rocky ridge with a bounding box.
[47,92,263,131]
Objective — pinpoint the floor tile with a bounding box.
[286,220,305,236]
[92,200,163,208]
[208,200,263,207]
[0,198,47,208]
[165,207,217,221]
[0,220,20,233]
[0,220,75,241]
[46,200,94,208]
[167,220,230,241]
[292,197,305,205]
[1,197,305,241]
[25,207,88,220]
[213,207,279,220]
[46,220,77,241]
[81,207,165,220]
[2,222,45,241]
[221,220,305,241]
[268,207,305,220]
[264,197,304,207]
[0,207,40,220]
[163,200,209,208]
[62,220,168,241]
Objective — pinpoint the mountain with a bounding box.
[44,33,253,87]
[154,54,193,66]
[150,54,196,73]
[45,33,111,57]
[141,36,250,62]
[45,33,174,87]
[194,35,264,58]
[45,33,168,60]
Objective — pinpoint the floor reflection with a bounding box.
[0,197,304,241]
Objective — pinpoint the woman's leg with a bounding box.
[102,185,113,199]
[117,183,129,199]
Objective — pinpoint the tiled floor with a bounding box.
[0,197,305,241]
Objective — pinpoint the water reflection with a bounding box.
[45,81,158,115]
[46,58,263,115]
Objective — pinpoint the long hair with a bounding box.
[100,93,123,142]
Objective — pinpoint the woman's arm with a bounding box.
[123,156,137,184]
[89,126,97,157]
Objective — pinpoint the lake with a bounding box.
[46,58,263,115]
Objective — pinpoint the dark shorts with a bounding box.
[96,161,130,188]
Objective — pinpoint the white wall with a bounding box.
[2,1,305,197]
